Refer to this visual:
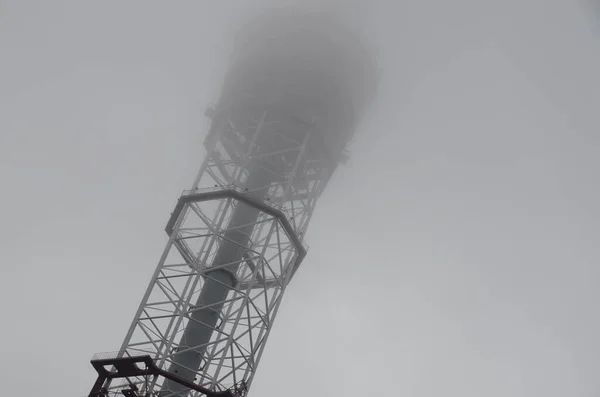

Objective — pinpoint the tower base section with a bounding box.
[88,352,245,397]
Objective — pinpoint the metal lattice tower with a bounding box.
[89,8,376,397]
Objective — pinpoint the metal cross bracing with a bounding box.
[105,105,339,397]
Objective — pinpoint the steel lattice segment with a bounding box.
[199,108,333,236]
[115,192,303,395]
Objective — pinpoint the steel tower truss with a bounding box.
[102,106,336,397]
[91,9,377,397]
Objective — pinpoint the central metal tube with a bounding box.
[162,167,273,396]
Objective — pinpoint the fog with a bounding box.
[0,1,599,396]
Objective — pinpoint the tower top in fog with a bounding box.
[213,7,377,164]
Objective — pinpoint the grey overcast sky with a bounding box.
[1,1,599,396]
